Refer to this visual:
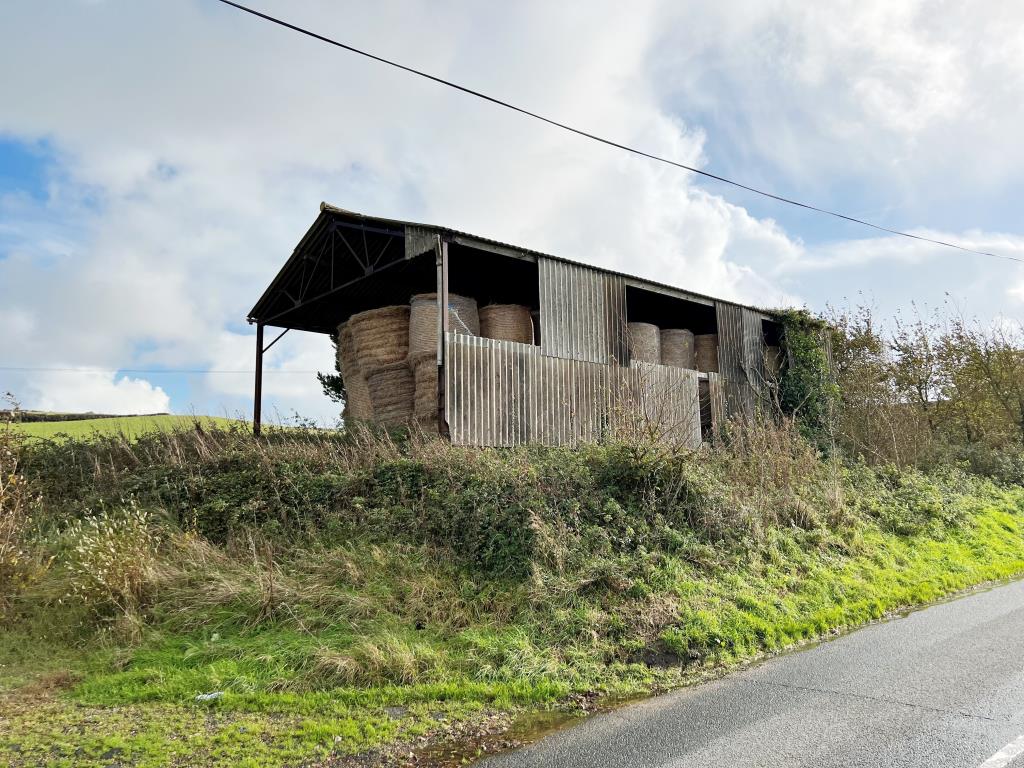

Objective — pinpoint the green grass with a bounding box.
[11,415,243,441]
[3,424,1024,766]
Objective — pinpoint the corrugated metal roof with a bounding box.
[319,203,781,317]
[248,202,782,328]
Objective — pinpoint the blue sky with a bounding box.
[2,0,1022,422]
[0,140,51,202]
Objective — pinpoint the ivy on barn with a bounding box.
[775,308,838,443]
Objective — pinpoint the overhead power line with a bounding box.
[213,0,1020,264]
[0,370,315,376]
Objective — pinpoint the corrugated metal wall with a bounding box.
[539,258,627,364]
[715,302,766,420]
[706,372,727,433]
[445,334,700,448]
[628,361,704,448]
[742,307,766,393]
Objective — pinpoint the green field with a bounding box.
[9,414,244,441]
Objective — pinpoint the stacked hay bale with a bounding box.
[480,304,533,344]
[695,333,719,372]
[409,293,480,359]
[336,322,373,422]
[627,322,661,363]
[660,328,696,369]
[412,355,439,429]
[338,294,495,431]
[365,361,415,427]
[408,293,479,431]
[350,305,410,367]
[349,305,413,427]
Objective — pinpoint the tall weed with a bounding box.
[61,500,158,635]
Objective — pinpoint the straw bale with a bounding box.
[695,334,719,372]
[365,360,414,427]
[480,304,534,344]
[628,322,661,363]
[409,293,479,359]
[337,322,373,421]
[349,305,410,368]
[660,328,695,369]
[412,354,439,429]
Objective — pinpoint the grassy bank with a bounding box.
[2,422,1024,766]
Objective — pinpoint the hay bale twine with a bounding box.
[627,322,661,363]
[411,354,439,429]
[408,293,480,359]
[337,322,373,421]
[364,360,414,428]
[695,334,719,372]
[660,328,695,369]
[480,304,534,344]
[349,306,410,368]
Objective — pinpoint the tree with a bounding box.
[317,332,346,404]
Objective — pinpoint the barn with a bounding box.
[248,203,783,445]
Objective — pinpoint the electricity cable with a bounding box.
[213,0,1020,264]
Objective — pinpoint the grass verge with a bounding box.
[2,422,1023,766]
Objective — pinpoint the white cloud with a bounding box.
[781,231,1024,272]
[653,0,1024,193]
[29,371,170,415]
[1,0,1022,420]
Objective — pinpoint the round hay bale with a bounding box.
[349,306,410,368]
[364,360,414,427]
[628,322,661,363]
[412,354,439,429]
[660,328,695,369]
[480,304,534,344]
[409,293,480,359]
[695,334,719,372]
[337,322,373,421]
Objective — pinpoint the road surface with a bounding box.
[480,579,1024,768]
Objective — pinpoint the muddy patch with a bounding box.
[410,709,583,766]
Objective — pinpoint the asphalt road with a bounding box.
[480,579,1024,768]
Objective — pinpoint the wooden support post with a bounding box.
[435,237,450,438]
[253,322,264,437]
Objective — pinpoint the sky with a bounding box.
[2,0,1023,424]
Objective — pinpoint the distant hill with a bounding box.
[0,410,170,423]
